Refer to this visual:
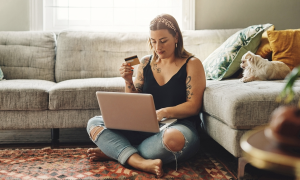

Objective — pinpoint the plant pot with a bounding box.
[264,105,300,148]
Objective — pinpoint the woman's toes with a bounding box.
[88,153,96,157]
[87,148,100,154]
[156,169,163,177]
[87,148,94,154]
[158,172,164,178]
[89,156,101,161]
[155,161,164,177]
[89,156,98,160]
[87,148,113,161]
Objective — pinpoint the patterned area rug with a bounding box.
[0,147,236,180]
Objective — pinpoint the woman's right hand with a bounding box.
[119,62,134,83]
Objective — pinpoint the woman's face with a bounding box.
[150,29,178,60]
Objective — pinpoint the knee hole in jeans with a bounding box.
[162,128,185,152]
[90,126,104,141]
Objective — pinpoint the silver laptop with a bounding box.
[96,91,177,133]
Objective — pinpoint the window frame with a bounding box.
[29,0,44,31]
[29,0,195,31]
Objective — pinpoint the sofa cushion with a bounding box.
[203,24,272,80]
[48,77,126,110]
[0,109,100,129]
[0,32,56,81]
[0,80,55,110]
[55,29,242,83]
[268,29,300,70]
[255,25,275,60]
[182,29,241,62]
[55,31,150,82]
[203,79,300,129]
[201,113,246,157]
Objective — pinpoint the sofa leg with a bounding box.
[51,128,59,148]
[237,157,248,180]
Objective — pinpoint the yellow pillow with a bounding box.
[268,29,300,70]
[255,25,275,60]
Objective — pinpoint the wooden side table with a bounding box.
[239,126,300,179]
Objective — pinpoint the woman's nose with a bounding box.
[155,42,162,50]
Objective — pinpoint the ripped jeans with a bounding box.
[87,116,200,168]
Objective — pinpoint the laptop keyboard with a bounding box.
[159,118,168,127]
[159,123,165,128]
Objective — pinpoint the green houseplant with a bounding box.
[267,65,300,148]
[277,66,300,105]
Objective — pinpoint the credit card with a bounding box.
[125,55,140,66]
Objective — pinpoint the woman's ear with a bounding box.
[175,32,179,43]
[148,38,153,48]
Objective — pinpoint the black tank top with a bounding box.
[143,55,198,123]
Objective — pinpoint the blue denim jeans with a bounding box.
[87,116,200,168]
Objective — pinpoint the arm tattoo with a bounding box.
[186,76,193,99]
[128,56,148,93]
[128,82,142,92]
[127,81,135,91]
[137,71,144,81]
[152,64,161,73]
[141,56,150,69]
[135,83,143,93]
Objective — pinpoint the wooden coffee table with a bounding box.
[239,126,300,179]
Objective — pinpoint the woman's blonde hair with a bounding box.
[148,14,192,64]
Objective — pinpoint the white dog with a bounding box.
[240,51,291,83]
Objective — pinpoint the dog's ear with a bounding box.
[243,51,254,61]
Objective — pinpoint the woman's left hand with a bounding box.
[156,108,167,121]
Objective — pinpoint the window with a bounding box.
[30,0,195,32]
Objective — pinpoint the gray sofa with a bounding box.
[1,30,299,160]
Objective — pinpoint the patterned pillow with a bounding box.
[0,67,3,80]
[203,23,273,80]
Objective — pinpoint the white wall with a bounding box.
[195,0,300,30]
[1,0,299,31]
[0,0,29,31]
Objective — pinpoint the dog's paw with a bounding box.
[244,77,256,83]
[240,77,246,83]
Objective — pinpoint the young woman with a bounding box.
[86,14,206,178]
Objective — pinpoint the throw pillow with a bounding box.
[268,29,300,70]
[203,23,273,80]
[255,25,275,61]
[0,67,3,80]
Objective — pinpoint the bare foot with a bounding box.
[87,148,114,161]
[137,159,164,178]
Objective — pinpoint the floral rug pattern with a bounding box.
[0,147,235,180]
